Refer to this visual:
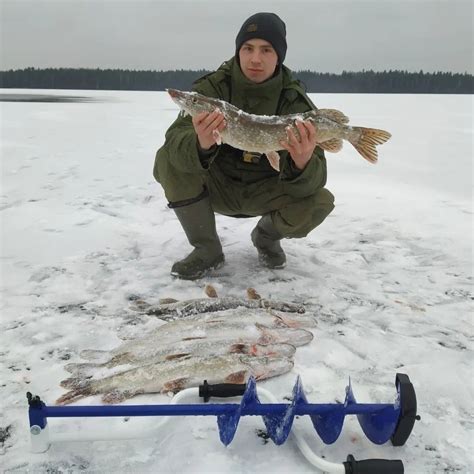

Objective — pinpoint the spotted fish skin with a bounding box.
[167,88,391,169]
[78,314,313,364]
[56,354,294,405]
[65,340,297,377]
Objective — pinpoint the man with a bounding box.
[154,12,335,280]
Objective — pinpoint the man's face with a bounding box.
[238,39,278,83]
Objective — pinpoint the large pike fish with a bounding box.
[79,321,313,363]
[57,354,294,404]
[65,340,296,377]
[130,298,313,327]
[167,88,391,171]
[130,295,306,319]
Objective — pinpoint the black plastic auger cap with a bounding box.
[26,392,44,408]
[391,373,419,446]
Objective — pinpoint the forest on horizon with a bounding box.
[1,67,472,94]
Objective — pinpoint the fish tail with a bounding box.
[79,349,109,361]
[64,362,103,375]
[56,379,94,405]
[66,353,132,375]
[56,388,91,405]
[165,353,190,361]
[349,127,392,163]
[161,377,189,394]
[60,376,92,389]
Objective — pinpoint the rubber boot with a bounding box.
[251,214,286,269]
[170,196,224,280]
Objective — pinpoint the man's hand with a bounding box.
[280,120,318,170]
[192,110,227,150]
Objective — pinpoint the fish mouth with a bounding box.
[166,88,181,99]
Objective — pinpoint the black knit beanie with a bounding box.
[235,12,287,64]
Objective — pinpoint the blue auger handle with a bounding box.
[28,373,418,450]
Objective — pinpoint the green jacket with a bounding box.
[155,57,327,199]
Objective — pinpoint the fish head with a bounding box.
[240,355,294,381]
[167,89,224,117]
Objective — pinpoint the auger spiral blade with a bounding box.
[345,378,401,445]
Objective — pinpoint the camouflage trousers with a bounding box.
[153,153,335,239]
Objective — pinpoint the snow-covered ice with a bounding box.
[0,89,472,472]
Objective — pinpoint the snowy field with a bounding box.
[0,89,472,473]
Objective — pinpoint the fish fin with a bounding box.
[158,298,179,304]
[64,362,102,375]
[319,138,343,153]
[79,349,109,361]
[272,314,291,328]
[182,336,206,341]
[165,353,190,361]
[204,284,218,298]
[243,343,279,357]
[56,387,92,405]
[273,316,298,328]
[60,376,92,389]
[255,323,275,344]
[255,322,273,330]
[246,287,261,300]
[162,377,189,394]
[225,370,249,384]
[101,389,145,404]
[212,129,222,145]
[107,352,135,367]
[274,312,314,329]
[349,127,392,164]
[317,108,350,124]
[129,299,152,311]
[67,353,133,375]
[229,343,251,354]
[250,344,262,356]
[56,379,94,405]
[265,151,280,171]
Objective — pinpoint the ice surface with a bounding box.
[0,89,472,472]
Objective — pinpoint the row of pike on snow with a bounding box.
[56,87,393,404]
[57,287,315,404]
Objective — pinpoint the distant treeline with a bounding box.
[1,67,472,94]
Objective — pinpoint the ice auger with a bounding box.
[27,373,419,473]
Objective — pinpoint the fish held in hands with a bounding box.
[167,88,392,171]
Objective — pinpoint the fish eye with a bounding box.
[192,97,198,103]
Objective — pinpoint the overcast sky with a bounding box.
[0,0,472,73]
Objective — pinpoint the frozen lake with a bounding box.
[1,89,472,473]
